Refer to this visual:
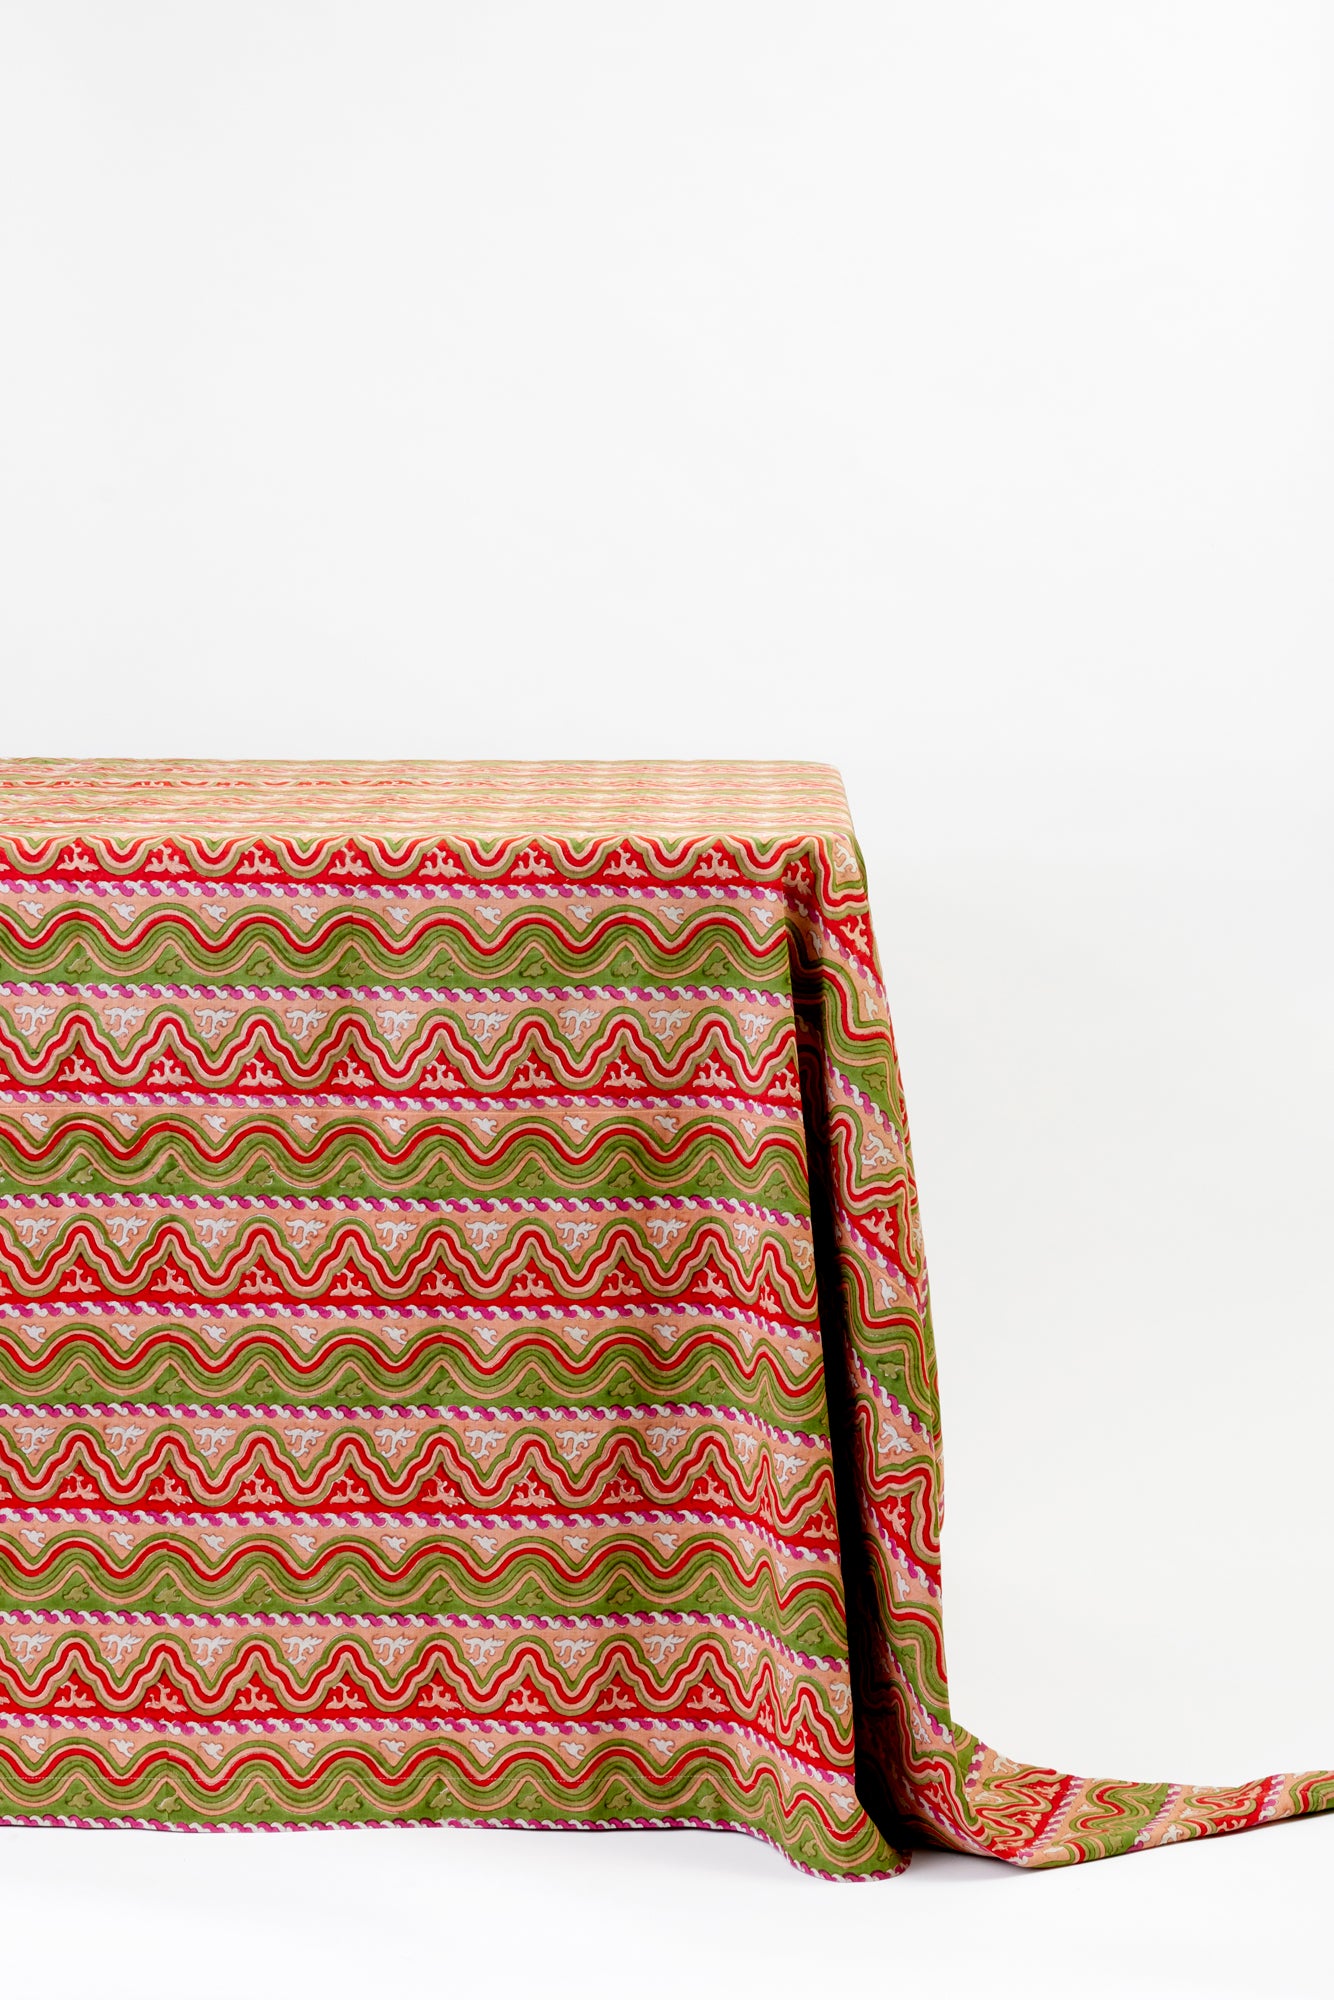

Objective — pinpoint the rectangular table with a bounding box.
[0,760,1325,1874]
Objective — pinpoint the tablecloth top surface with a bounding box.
[0,760,855,837]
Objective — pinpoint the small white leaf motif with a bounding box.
[642,1633,684,1666]
[555,1429,596,1461]
[377,1008,415,1047]
[191,1006,235,1040]
[370,1635,410,1667]
[101,1632,143,1664]
[192,1425,235,1460]
[105,1214,148,1249]
[195,1216,237,1250]
[645,1423,686,1461]
[553,1636,593,1668]
[464,1428,504,1460]
[105,1422,144,1461]
[13,1001,54,1039]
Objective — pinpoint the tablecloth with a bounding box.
[0,759,1325,1877]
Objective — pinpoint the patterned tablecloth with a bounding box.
[0,759,1326,1876]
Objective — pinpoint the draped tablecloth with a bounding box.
[0,758,1325,1877]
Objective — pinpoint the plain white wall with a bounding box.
[0,7,1330,1995]
[1,3,1330,778]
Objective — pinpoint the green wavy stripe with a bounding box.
[1048,1783,1174,1864]
[795,1002,898,1117]
[0,1335,826,1431]
[0,1549,844,1655]
[871,1606,950,1716]
[0,1132,810,1212]
[841,1295,939,1438]
[0,918,789,992]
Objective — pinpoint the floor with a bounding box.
[2,1812,1330,2000]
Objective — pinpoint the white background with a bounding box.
[1,4,1331,1994]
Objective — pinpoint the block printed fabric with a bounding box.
[0,759,1326,1877]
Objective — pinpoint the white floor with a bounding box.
[1,1813,1330,2000]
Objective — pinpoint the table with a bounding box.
[0,760,1325,1875]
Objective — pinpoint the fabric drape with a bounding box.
[0,759,1325,1874]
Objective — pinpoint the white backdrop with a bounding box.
[0,6,1331,1995]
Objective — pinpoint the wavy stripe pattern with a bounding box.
[0,759,1325,1876]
